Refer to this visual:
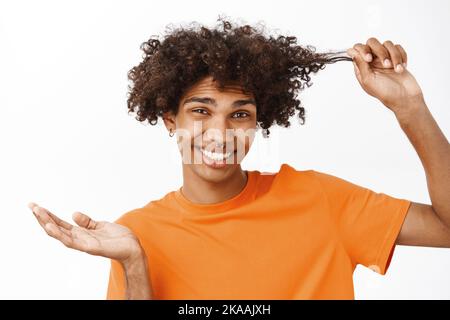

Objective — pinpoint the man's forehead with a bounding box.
[184,76,253,98]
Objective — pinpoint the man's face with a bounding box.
[167,75,257,183]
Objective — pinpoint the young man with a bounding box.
[29,19,450,299]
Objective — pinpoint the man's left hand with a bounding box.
[347,38,425,115]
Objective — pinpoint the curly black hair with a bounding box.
[127,17,351,137]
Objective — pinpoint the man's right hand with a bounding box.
[28,202,143,265]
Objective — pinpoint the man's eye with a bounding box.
[192,109,209,115]
[232,112,250,118]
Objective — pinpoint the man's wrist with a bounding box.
[121,244,147,272]
[392,94,427,126]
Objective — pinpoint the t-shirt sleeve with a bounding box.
[311,170,412,275]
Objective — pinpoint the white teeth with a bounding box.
[200,148,232,161]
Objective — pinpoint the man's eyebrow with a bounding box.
[183,97,256,108]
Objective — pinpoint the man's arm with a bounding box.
[394,99,450,247]
[347,38,450,248]
[396,201,450,247]
[122,250,153,300]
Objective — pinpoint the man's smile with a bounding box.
[193,145,237,168]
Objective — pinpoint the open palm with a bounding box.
[29,202,142,263]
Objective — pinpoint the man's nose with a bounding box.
[204,117,233,144]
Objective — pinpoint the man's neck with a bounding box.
[180,166,248,204]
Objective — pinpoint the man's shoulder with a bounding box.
[272,163,315,181]
[114,191,177,226]
[253,163,317,194]
[276,163,353,186]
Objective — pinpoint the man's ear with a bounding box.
[162,111,176,132]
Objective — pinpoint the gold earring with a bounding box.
[169,128,174,137]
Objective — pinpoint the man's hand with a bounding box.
[29,202,153,299]
[346,38,424,116]
[28,202,143,266]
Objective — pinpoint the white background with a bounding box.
[1,0,449,299]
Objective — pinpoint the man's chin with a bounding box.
[188,162,241,183]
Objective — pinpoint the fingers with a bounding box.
[382,40,404,73]
[364,38,408,73]
[29,202,73,237]
[353,43,373,62]
[28,202,39,212]
[72,212,97,230]
[366,37,391,68]
[44,223,74,248]
[347,47,372,83]
[28,202,93,253]
[34,203,73,230]
[28,202,69,228]
[44,223,91,252]
[396,44,408,68]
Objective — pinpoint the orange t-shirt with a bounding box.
[107,163,411,299]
